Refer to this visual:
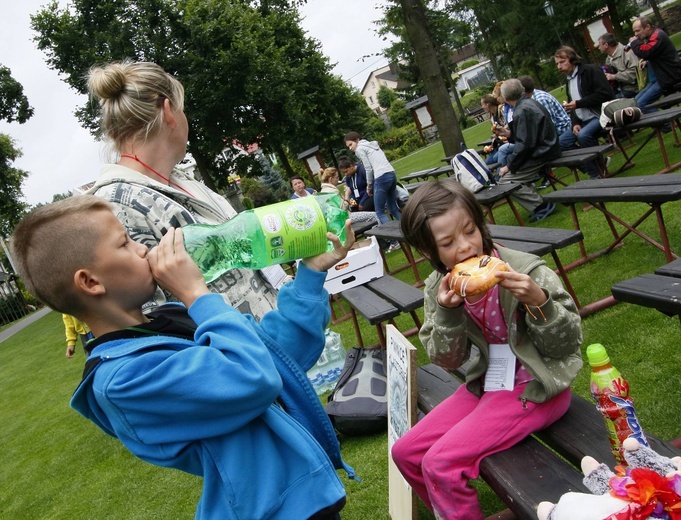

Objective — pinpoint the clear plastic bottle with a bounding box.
[321,330,346,391]
[586,343,648,465]
[183,193,348,282]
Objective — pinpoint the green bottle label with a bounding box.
[253,197,327,261]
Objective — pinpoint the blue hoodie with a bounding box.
[71,265,353,519]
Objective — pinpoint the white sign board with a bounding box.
[387,325,418,520]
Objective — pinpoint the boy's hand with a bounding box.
[301,219,355,272]
[65,345,75,358]
[148,227,210,308]
[495,266,547,307]
[437,272,464,308]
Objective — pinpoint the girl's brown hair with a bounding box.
[400,179,494,275]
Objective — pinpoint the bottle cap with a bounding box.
[586,343,610,367]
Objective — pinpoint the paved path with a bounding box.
[0,307,52,344]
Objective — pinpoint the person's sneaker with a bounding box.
[386,241,401,254]
[537,177,552,190]
[529,202,557,223]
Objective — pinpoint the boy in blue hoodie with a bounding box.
[10,195,356,519]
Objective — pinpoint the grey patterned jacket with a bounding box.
[88,164,278,320]
[419,245,583,404]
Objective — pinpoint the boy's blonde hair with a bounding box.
[10,196,114,315]
[87,60,185,152]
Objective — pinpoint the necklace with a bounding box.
[120,154,195,197]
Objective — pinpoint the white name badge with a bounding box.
[483,343,516,392]
[353,187,360,198]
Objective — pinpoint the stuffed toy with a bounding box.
[537,438,681,520]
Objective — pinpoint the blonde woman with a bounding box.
[85,60,280,318]
[319,167,377,226]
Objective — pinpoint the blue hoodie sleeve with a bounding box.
[256,263,331,372]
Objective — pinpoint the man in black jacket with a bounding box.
[494,79,559,222]
[555,46,614,179]
[629,17,681,113]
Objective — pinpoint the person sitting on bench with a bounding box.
[391,179,583,520]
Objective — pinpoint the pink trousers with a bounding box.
[391,383,571,520]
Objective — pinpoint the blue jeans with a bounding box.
[558,117,603,178]
[497,143,516,167]
[373,171,401,224]
[635,81,663,114]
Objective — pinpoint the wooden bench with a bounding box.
[417,362,681,519]
[611,259,681,320]
[547,143,614,184]
[465,105,488,123]
[341,274,424,348]
[401,165,453,184]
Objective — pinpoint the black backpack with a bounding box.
[325,347,388,436]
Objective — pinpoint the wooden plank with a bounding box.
[341,285,400,324]
[559,173,681,190]
[655,258,681,278]
[611,273,681,316]
[494,239,553,257]
[488,224,584,249]
[366,276,424,313]
[543,185,681,204]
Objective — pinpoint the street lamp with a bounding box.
[543,1,562,45]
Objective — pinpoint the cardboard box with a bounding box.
[324,235,384,295]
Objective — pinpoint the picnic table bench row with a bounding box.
[611,258,681,318]
[417,362,681,519]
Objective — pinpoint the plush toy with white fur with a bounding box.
[537,438,681,520]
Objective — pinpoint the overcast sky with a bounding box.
[0,0,391,207]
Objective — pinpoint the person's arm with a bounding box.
[355,147,374,187]
[615,50,639,88]
[418,272,471,371]
[62,314,78,358]
[515,264,583,358]
[574,67,614,110]
[629,29,663,60]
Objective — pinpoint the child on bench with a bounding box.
[391,179,583,520]
[10,195,356,519]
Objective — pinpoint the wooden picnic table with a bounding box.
[403,181,525,225]
[543,174,681,315]
[400,164,453,183]
[611,105,681,175]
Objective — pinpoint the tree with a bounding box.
[387,98,412,128]
[31,0,373,191]
[0,135,29,236]
[377,85,399,110]
[0,65,33,234]
[0,66,34,124]
[398,0,464,157]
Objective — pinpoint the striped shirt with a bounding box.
[532,89,571,135]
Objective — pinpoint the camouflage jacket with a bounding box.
[88,164,278,319]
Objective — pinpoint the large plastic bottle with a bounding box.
[321,330,346,391]
[586,343,648,465]
[183,193,348,282]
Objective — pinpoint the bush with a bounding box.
[242,197,254,210]
[378,124,424,162]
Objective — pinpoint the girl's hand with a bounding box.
[437,272,464,308]
[495,266,547,307]
[148,227,209,308]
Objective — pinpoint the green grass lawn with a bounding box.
[3,115,681,518]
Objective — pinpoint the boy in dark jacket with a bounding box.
[10,195,356,520]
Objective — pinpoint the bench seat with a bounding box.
[417,363,681,518]
[611,273,681,316]
[341,275,424,348]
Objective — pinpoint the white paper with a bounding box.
[260,265,288,289]
[483,344,516,392]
